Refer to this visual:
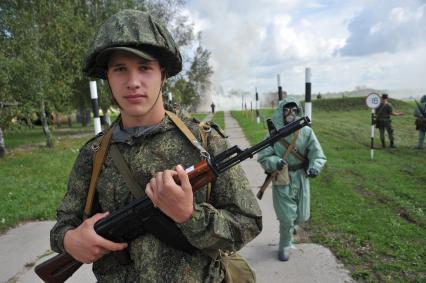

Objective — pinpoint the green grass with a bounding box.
[1,100,424,281]
[0,135,91,233]
[232,100,426,282]
[4,125,95,149]
[191,113,208,121]
[212,111,225,130]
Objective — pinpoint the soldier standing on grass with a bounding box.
[50,9,261,282]
[375,93,404,148]
[257,98,326,261]
[414,95,426,149]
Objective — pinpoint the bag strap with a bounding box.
[165,110,209,159]
[165,111,214,203]
[279,131,306,163]
[282,130,300,161]
[198,121,213,202]
[110,144,144,199]
[83,128,114,219]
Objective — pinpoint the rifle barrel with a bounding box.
[213,116,310,174]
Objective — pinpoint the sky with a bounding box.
[182,0,426,106]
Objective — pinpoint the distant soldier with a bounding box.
[210,102,215,114]
[375,93,404,148]
[414,95,426,149]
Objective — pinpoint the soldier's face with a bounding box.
[107,51,164,128]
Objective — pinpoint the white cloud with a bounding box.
[183,0,426,108]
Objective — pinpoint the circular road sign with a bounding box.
[365,93,381,109]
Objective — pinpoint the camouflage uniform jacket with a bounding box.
[50,112,262,283]
[375,102,393,128]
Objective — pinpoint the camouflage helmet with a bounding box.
[83,9,182,79]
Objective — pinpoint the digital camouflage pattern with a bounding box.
[414,95,426,148]
[50,110,262,282]
[257,98,326,248]
[83,9,182,79]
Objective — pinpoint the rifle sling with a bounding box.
[165,110,209,159]
[110,144,144,199]
[85,112,211,221]
[257,130,300,196]
[279,131,306,163]
[84,128,113,219]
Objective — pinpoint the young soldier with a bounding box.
[50,10,261,282]
[257,98,326,261]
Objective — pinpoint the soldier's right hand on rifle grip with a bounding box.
[63,212,128,264]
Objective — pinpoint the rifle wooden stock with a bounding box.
[256,173,274,200]
[34,160,217,283]
[34,253,82,283]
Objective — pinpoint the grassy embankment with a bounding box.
[232,96,425,282]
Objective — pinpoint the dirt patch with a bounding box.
[293,223,311,243]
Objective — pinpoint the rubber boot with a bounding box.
[390,140,395,148]
[278,247,291,261]
[381,139,386,148]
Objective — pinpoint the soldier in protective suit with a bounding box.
[414,95,426,149]
[50,10,261,282]
[257,98,326,261]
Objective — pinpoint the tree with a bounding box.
[186,33,213,110]
[0,0,206,150]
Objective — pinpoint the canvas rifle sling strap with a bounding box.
[84,112,212,216]
[83,128,114,219]
[110,111,212,201]
[165,111,213,202]
[110,144,144,198]
[279,130,306,163]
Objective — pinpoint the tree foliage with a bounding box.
[0,0,213,147]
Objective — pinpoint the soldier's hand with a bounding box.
[145,164,194,224]
[276,159,287,171]
[307,168,318,178]
[63,212,128,264]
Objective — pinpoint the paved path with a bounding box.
[0,111,353,283]
[224,111,353,283]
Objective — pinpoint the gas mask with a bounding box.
[283,106,299,124]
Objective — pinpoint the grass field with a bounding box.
[232,97,426,282]
[0,99,424,282]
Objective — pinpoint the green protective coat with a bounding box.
[50,111,262,282]
[257,98,326,248]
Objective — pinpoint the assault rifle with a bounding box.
[35,116,311,283]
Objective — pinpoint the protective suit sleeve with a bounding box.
[305,129,326,173]
[256,136,282,173]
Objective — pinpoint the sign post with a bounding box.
[305,68,312,122]
[365,93,381,159]
[89,81,102,135]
